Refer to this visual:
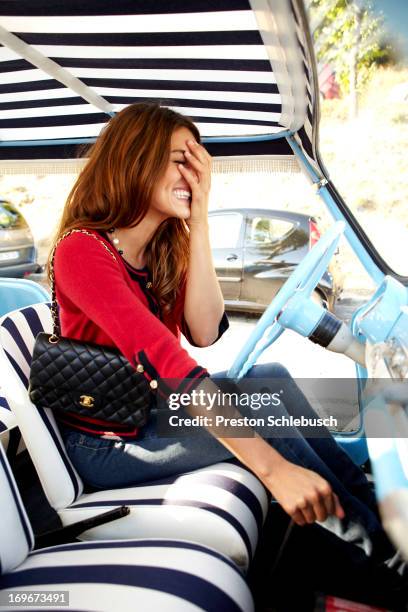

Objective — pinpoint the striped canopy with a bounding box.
[0,0,319,164]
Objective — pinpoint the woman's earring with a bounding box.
[108,228,122,253]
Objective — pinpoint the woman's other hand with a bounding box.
[178,140,212,227]
[190,379,345,527]
[261,459,345,526]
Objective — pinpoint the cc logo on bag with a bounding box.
[79,395,95,408]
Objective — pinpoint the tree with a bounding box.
[308,0,391,118]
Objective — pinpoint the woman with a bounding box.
[52,102,384,537]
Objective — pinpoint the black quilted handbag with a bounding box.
[28,229,155,427]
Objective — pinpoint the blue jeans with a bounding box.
[61,363,383,539]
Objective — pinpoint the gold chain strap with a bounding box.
[49,229,119,343]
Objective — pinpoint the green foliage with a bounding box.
[308,0,392,95]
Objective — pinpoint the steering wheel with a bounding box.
[227,221,345,379]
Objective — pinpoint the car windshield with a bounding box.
[307,0,408,278]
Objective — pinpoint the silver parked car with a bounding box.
[0,200,39,278]
[209,208,343,312]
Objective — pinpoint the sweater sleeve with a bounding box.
[54,232,208,390]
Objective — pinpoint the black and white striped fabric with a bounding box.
[0,303,268,569]
[289,0,322,175]
[0,444,255,612]
[0,393,23,460]
[0,394,13,435]
[0,443,34,573]
[0,394,12,435]
[1,540,254,612]
[0,0,320,167]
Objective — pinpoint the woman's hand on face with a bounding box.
[261,459,345,526]
[178,140,212,227]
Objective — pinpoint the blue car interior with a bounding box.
[0,278,49,317]
[0,0,407,606]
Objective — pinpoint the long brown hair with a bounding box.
[50,103,200,313]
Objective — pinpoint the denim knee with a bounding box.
[246,363,291,379]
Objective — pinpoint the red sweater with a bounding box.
[54,230,228,437]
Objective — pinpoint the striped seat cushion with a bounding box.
[0,445,34,574]
[0,394,15,433]
[0,444,254,611]
[0,394,23,460]
[0,303,53,391]
[0,539,254,612]
[62,461,268,570]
